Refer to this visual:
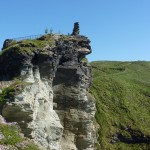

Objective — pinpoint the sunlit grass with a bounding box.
[90,61,150,150]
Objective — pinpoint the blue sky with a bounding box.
[0,0,150,61]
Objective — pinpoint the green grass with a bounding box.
[22,144,40,150]
[0,35,56,56]
[90,61,150,150]
[0,123,40,149]
[0,86,15,106]
[0,124,23,145]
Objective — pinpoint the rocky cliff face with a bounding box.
[0,34,96,150]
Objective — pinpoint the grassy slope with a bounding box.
[90,61,150,150]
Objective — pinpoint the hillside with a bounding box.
[0,30,150,150]
[90,61,150,150]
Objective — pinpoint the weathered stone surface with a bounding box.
[0,33,96,150]
[0,115,6,124]
[0,145,18,150]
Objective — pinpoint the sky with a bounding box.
[0,0,150,62]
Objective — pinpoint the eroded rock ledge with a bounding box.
[0,33,96,149]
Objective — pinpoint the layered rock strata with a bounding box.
[0,34,96,150]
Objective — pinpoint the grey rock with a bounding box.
[0,132,5,140]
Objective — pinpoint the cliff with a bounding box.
[2,24,149,150]
[0,32,96,149]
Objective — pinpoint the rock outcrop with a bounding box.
[2,39,15,50]
[0,30,96,149]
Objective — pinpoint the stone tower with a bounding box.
[71,22,80,36]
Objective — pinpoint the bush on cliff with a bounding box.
[0,86,15,108]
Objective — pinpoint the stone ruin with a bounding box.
[71,22,80,36]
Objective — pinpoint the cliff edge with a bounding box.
[0,24,96,150]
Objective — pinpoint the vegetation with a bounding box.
[0,123,39,149]
[0,85,15,107]
[90,61,150,150]
[81,57,88,63]
[0,34,56,56]
[0,80,31,110]
[0,34,84,58]
[0,124,23,145]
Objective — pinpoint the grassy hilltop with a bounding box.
[90,61,150,150]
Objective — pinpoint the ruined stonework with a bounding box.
[71,22,80,36]
[2,39,15,50]
[0,33,96,149]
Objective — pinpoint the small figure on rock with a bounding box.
[71,22,80,36]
